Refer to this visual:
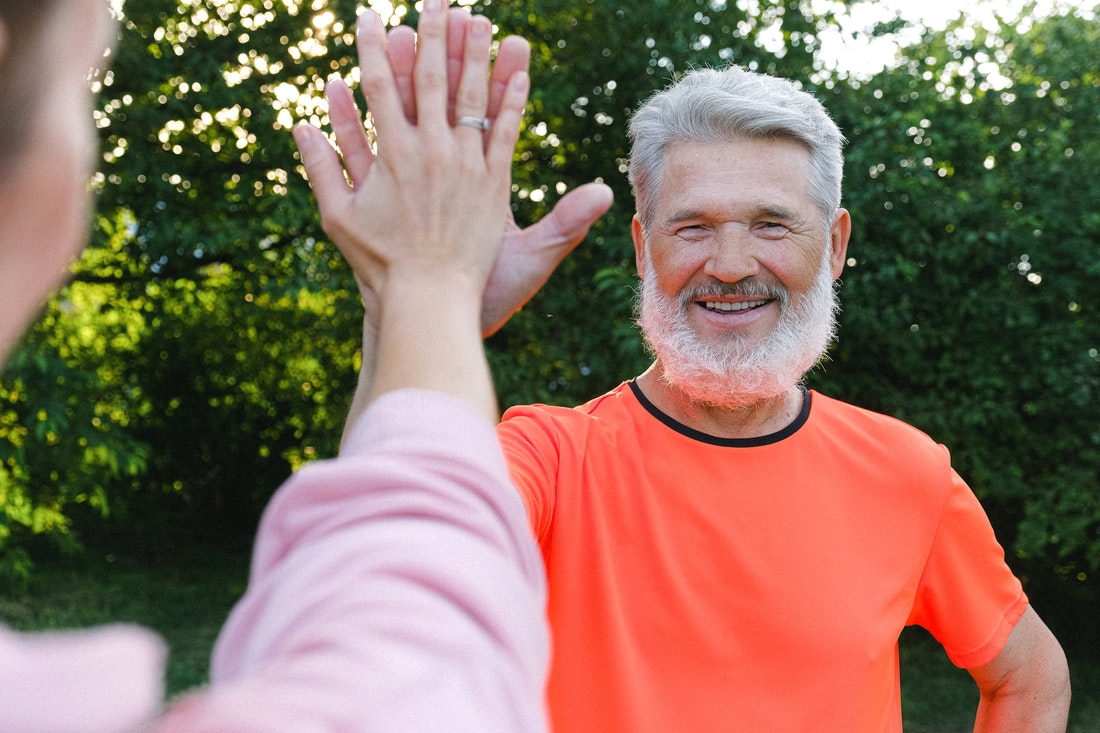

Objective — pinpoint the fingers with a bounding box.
[355,10,406,144]
[543,183,615,245]
[484,69,529,176]
[452,15,494,136]
[386,25,417,121]
[410,0,450,133]
[488,35,531,122]
[326,79,374,186]
[382,6,530,131]
[392,7,475,124]
[293,124,350,223]
[445,6,472,122]
[515,183,615,251]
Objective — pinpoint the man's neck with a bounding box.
[634,363,806,440]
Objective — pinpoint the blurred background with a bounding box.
[0,1,1096,728]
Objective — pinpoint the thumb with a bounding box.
[531,182,614,251]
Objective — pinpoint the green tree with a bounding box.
[2,0,832,573]
[5,0,1095,597]
[820,5,1100,588]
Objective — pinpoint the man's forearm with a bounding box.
[970,606,1071,733]
[973,687,1070,733]
[340,312,378,452]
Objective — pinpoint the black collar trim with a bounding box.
[627,381,811,447]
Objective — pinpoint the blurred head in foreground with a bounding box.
[0,0,116,364]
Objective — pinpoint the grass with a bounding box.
[3,542,1099,729]
[0,540,249,696]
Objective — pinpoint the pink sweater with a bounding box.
[0,390,548,732]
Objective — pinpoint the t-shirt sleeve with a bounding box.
[497,405,563,542]
[906,465,1028,670]
[155,389,549,733]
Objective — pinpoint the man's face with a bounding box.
[631,138,849,409]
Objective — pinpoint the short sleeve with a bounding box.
[498,405,562,541]
[907,468,1028,669]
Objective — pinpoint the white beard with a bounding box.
[636,249,839,411]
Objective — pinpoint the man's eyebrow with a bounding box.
[662,204,801,227]
[753,204,800,222]
[663,208,708,227]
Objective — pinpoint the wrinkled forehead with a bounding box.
[656,137,815,201]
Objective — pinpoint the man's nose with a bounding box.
[703,225,759,282]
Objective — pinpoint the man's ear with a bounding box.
[828,208,852,281]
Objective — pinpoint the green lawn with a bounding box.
[0,542,248,696]
[2,543,1098,729]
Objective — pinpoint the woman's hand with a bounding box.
[294,3,528,301]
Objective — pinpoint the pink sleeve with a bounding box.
[153,390,548,732]
[0,624,165,733]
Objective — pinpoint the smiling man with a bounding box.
[496,66,1070,731]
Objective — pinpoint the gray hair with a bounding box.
[627,65,845,232]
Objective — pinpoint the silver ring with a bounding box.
[455,115,491,131]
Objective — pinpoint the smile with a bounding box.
[702,299,769,312]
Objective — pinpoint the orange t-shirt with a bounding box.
[498,382,1027,732]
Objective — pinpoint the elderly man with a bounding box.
[333,29,1071,731]
[495,66,1070,731]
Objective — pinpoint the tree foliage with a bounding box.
[818,6,1100,586]
[1,0,1096,596]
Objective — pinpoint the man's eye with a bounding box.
[756,222,789,237]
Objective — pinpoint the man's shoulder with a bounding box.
[498,381,642,446]
[808,390,947,459]
[502,381,636,421]
[811,391,930,431]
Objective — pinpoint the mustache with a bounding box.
[677,279,789,306]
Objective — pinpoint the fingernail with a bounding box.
[292,125,312,149]
[469,15,490,38]
[358,9,380,30]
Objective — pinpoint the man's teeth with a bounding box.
[703,300,768,312]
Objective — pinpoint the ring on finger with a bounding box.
[455,115,491,131]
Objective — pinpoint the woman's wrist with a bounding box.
[369,274,497,423]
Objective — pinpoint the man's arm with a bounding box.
[969,605,1071,732]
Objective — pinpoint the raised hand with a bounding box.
[482,182,613,335]
[294,1,529,423]
[295,10,524,298]
[319,6,612,336]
